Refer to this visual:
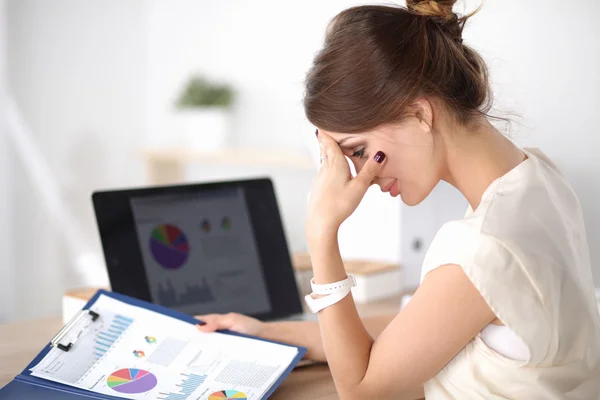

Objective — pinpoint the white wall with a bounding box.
[0,0,14,323]
[6,0,148,320]
[145,0,361,151]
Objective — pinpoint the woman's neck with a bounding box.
[441,119,526,211]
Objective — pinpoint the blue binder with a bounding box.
[0,289,307,399]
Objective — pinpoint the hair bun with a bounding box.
[406,0,457,22]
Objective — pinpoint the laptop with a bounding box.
[92,178,316,323]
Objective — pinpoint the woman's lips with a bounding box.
[390,180,399,197]
[382,180,399,197]
[382,181,395,192]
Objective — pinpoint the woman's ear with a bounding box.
[412,98,434,134]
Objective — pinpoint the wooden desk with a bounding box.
[0,295,402,399]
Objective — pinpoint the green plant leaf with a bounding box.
[175,76,234,108]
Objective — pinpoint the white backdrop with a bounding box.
[0,0,14,323]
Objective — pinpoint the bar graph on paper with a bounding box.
[93,314,133,360]
[157,373,208,400]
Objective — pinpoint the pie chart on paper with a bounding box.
[208,390,248,400]
[107,368,158,394]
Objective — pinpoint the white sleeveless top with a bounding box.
[420,148,600,399]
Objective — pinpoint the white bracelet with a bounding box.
[310,274,356,295]
[304,275,357,313]
[305,289,351,313]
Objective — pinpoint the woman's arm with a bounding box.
[310,233,494,399]
[304,133,495,399]
[261,313,397,362]
[264,315,426,400]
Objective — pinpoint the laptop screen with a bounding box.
[130,187,272,316]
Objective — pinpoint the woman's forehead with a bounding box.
[319,126,396,143]
[319,130,366,141]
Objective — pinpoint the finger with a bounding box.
[318,132,345,166]
[195,314,232,332]
[350,151,386,192]
[195,314,215,331]
[195,313,218,324]
[318,132,343,156]
[318,141,328,166]
[197,322,219,333]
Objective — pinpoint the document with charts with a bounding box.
[29,294,300,400]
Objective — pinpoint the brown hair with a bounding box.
[304,0,490,133]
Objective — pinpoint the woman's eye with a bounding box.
[352,148,366,159]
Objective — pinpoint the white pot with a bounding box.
[173,107,230,150]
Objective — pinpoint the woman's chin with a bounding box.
[402,197,417,206]
[399,192,425,207]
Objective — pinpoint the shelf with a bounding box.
[143,148,315,169]
[142,147,316,185]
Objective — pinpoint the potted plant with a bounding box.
[173,75,234,150]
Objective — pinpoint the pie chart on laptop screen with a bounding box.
[150,224,190,270]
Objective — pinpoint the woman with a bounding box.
[197,1,600,398]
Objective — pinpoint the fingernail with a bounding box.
[196,321,206,326]
[374,151,386,163]
[315,129,319,137]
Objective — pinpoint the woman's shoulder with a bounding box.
[420,217,492,284]
[423,145,585,276]
[478,147,584,254]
